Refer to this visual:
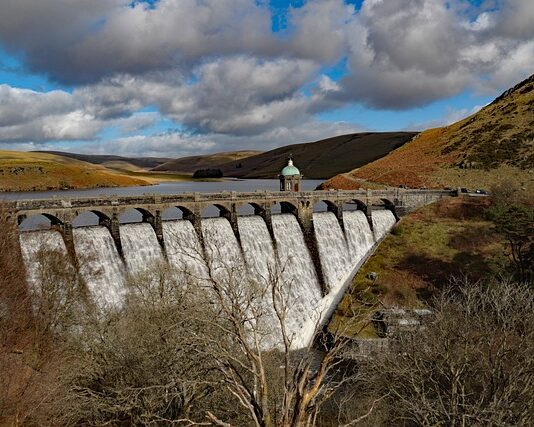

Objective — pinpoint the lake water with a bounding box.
[0,179,324,201]
[4,179,332,229]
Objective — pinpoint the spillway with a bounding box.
[163,220,208,282]
[19,230,72,293]
[120,223,164,277]
[313,212,352,291]
[19,208,397,348]
[272,214,323,346]
[73,226,126,308]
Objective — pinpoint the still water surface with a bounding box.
[4,179,331,229]
[0,179,324,201]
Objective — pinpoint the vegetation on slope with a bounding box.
[322,74,534,191]
[0,151,149,192]
[153,150,261,173]
[214,132,417,179]
[36,151,172,169]
[331,188,533,338]
[330,197,508,337]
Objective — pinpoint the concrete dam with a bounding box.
[12,189,454,349]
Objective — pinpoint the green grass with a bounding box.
[328,197,507,338]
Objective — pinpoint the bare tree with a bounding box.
[360,278,534,426]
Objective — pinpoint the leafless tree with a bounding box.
[360,278,534,426]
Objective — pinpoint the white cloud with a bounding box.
[0,0,533,154]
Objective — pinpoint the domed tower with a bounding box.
[279,155,302,192]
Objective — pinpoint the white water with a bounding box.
[237,216,277,284]
[73,226,126,308]
[313,212,352,291]
[272,214,323,347]
[202,217,247,283]
[120,223,164,277]
[19,230,71,293]
[162,220,208,282]
[344,211,375,261]
[372,210,397,241]
[20,209,397,349]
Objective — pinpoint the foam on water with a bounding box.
[313,212,352,291]
[73,226,126,308]
[20,209,398,349]
[343,211,375,260]
[120,223,164,277]
[272,214,322,347]
[237,216,277,284]
[19,230,71,291]
[202,217,246,283]
[162,220,208,281]
[372,210,397,241]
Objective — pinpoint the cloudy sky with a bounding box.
[0,0,533,157]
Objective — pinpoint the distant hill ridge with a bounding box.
[322,73,534,191]
[34,151,172,169]
[155,132,417,179]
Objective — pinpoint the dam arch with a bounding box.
[18,213,62,231]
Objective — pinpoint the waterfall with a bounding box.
[19,208,397,349]
[120,223,164,277]
[19,230,72,292]
[272,214,323,347]
[343,211,375,261]
[313,212,352,291]
[372,210,397,241]
[237,216,277,284]
[73,226,126,308]
[162,220,208,281]
[202,217,246,283]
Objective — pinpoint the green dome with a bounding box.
[281,159,300,176]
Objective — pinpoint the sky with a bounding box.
[0,0,533,158]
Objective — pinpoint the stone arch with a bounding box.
[380,198,399,220]
[236,202,264,216]
[161,205,196,221]
[201,203,231,218]
[71,210,105,227]
[18,212,63,231]
[119,207,154,224]
[313,199,339,213]
[271,200,298,215]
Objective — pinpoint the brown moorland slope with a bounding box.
[0,151,149,192]
[322,74,534,191]
[215,132,417,179]
[153,150,261,173]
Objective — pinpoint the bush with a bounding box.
[193,168,223,179]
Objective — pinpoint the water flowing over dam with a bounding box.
[19,207,396,348]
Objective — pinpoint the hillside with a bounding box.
[322,74,534,191]
[329,197,507,337]
[153,150,261,173]
[213,132,417,179]
[0,151,149,192]
[35,151,172,169]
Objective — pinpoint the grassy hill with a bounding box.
[35,151,172,169]
[213,132,417,179]
[322,74,534,191]
[329,197,507,337]
[0,151,149,192]
[153,150,261,173]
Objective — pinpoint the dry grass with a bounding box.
[329,197,506,338]
[0,151,149,191]
[322,74,534,191]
